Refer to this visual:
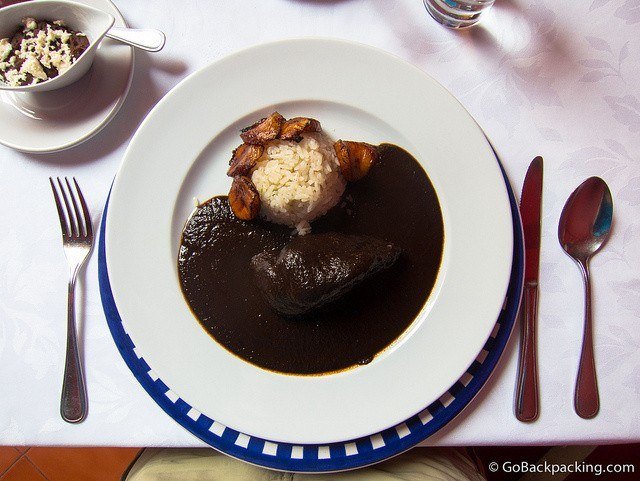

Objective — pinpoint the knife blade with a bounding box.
[522,156,543,284]
[515,156,543,422]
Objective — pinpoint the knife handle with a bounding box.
[515,282,539,422]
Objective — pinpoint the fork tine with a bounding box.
[65,177,84,237]
[73,177,93,239]
[57,177,78,237]
[49,177,69,238]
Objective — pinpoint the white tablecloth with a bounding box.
[1,0,638,447]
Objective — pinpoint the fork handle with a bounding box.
[515,282,539,422]
[61,272,87,423]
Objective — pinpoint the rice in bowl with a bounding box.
[251,133,346,234]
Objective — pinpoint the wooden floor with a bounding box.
[0,447,140,481]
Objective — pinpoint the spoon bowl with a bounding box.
[0,0,115,93]
[559,177,613,262]
[558,176,613,419]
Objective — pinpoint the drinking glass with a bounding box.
[423,0,496,28]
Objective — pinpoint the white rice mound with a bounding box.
[250,132,346,235]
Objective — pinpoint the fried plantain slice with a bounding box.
[279,117,321,141]
[240,112,285,145]
[333,140,379,182]
[227,143,264,177]
[228,176,261,220]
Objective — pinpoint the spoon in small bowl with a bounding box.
[558,177,613,419]
[0,0,165,93]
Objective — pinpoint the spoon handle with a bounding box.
[106,28,166,52]
[575,260,599,418]
[515,282,539,421]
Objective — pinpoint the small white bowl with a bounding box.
[0,0,114,92]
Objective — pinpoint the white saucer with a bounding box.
[0,0,134,153]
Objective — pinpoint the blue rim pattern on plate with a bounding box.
[98,160,523,472]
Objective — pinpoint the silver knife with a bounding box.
[515,156,543,422]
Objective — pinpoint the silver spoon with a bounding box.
[558,177,613,419]
[105,27,166,52]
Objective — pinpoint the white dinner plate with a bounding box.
[0,0,133,153]
[106,38,513,445]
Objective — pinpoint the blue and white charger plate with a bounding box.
[98,156,523,473]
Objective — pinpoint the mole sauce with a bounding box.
[177,144,444,375]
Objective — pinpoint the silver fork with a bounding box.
[49,177,93,424]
